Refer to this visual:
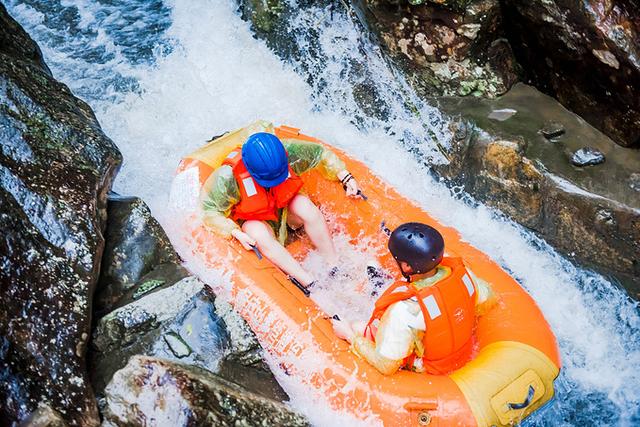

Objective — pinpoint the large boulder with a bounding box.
[433,83,640,294]
[352,0,520,97]
[0,4,51,75]
[90,276,287,402]
[101,356,308,427]
[0,4,121,426]
[94,194,188,316]
[501,0,640,147]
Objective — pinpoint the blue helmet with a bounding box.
[242,133,289,188]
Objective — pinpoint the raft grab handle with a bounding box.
[404,401,438,426]
[404,401,438,411]
[507,385,535,410]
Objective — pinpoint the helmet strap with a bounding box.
[396,259,412,282]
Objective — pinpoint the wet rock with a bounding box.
[128,261,189,300]
[90,277,229,394]
[19,404,68,427]
[571,147,606,167]
[457,23,482,39]
[540,121,565,140]
[629,173,640,192]
[433,83,640,293]
[595,209,616,228]
[212,298,289,401]
[501,0,640,147]
[0,4,51,75]
[101,356,309,427]
[352,81,391,120]
[0,4,121,425]
[488,108,516,121]
[353,0,520,97]
[241,0,284,33]
[94,194,187,316]
[541,177,640,291]
[90,277,287,402]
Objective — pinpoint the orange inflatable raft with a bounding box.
[170,121,561,426]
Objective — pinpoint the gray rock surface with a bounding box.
[0,4,51,75]
[90,276,287,402]
[94,194,188,316]
[18,404,68,427]
[540,120,565,140]
[0,4,121,425]
[101,356,308,427]
[90,277,217,394]
[434,83,640,295]
[352,0,520,98]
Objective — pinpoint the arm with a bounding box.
[468,269,498,316]
[332,319,404,375]
[282,139,346,179]
[352,336,404,375]
[283,139,361,196]
[199,165,242,238]
[332,302,420,376]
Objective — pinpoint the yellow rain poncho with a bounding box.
[200,138,346,242]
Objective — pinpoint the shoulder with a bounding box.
[211,164,235,180]
[217,164,233,174]
[387,300,424,329]
[202,165,237,195]
[283,140,324,154]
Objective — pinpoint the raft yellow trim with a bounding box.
[184,120,273,168]
[450,341,560,426]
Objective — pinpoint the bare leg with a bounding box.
[242,220,314,286]
[288,194,338,264]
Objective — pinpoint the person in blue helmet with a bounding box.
[200,132,361,289]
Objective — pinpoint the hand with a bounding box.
[338,170,360,198]
[345,177,359,197]
[231,229,256,251]
[331,319,355,343]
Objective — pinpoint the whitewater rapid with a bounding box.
[6,0,640,425]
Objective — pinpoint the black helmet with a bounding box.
[388,222,444,276]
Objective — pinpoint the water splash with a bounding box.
[6,0,640,424]
[5,0,173,102]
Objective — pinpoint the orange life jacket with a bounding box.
[366,257,478,375]
[222,149,304,222]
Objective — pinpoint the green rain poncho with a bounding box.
[200,138,346,243]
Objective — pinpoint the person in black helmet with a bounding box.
[332,222,496,375]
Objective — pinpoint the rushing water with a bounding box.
[6,0,640,425]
